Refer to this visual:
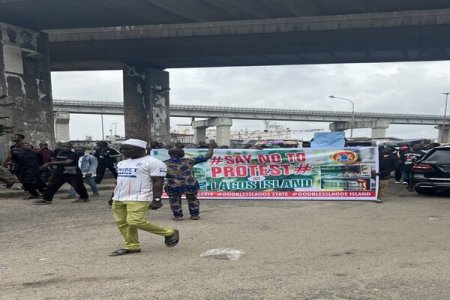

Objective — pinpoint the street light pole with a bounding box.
[442,92,449,143]
[101,114,104,140]
[112,122,117,137]
[329,95,355,138]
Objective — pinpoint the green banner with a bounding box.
[152,147,379,200]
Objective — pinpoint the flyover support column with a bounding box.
[192,119,208,145]
[123,65,170,144]
[436,125,450,143]
[0,22,54,156]
[54,112,70,142]
[192,118,232,147]
[193,127,207,145]
[370,120,390,139]
[215,118,232,147]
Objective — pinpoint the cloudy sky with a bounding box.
[51,61,450,142]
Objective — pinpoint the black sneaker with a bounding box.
[149,199,163,210]
[165,229,179,247]
[33,199,52,205]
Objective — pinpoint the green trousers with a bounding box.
[112,201,174,250]
[378,179,390,198]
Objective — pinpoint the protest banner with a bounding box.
[152,147,379,201]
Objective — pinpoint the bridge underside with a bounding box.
[48,21,450,70]
[2,1,450,70]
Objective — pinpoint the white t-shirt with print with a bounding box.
[112,156,167,201]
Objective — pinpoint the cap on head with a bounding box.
[122,139,147,149]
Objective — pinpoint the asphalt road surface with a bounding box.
[1,181,449,300]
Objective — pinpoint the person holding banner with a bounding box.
[375,146,400,202]
[164,141,217,220]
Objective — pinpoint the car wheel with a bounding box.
[415,187,437,195]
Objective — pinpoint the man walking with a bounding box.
[35,142,54,183]
[66,146,99,198]
[109,139,179,256]
[15,142,47,199]
[93,141,120,184]
[34,142,89,205]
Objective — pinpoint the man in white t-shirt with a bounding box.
[109,139,179,256]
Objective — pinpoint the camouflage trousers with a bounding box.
[168,192,200,218]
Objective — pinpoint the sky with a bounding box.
[51,61,450,142]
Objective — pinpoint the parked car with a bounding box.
[411,145,450,195]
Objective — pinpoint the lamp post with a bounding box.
[442,92,449,143]
[101,114,104,140]
[112,122,117,137]
[109,129,113,142]
[329,95,355,138]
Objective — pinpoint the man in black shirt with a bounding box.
[93,141,120,184]
[402,143,426,191]
[16,142,47,199]
[34,142,89,205]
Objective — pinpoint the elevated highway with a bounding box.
[53,100,445,125]
[52,100,450,145]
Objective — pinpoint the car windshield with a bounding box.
[425,148,450,164]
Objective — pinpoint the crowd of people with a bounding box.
[0,135,440,203]
[0,133,443,255]
[0,134,123,203]
[375,142,435,202]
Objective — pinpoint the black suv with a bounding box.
[411,146,450,195]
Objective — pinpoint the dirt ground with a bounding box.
[1,181,450,300]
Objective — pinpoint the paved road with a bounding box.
[1,181,449,300]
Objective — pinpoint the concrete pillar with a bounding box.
[436,125,450,143]
[0,22,54,157]
[192,118,232,147]
[329,122,346,132]
[193,127,207,145]
[215,122,232,147]
[370,120,390,139]
[123,65,170,144]
[54,112,70,142]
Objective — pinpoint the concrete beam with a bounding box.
[192,117,232,146]
[48,10,450,43]
[330,120,390,131]
[45,8,450,70]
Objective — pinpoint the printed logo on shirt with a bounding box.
[118,167,138,178]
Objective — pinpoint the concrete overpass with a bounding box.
[52,100,450,145]
[3,1,450,70]
[2,1,450,151]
